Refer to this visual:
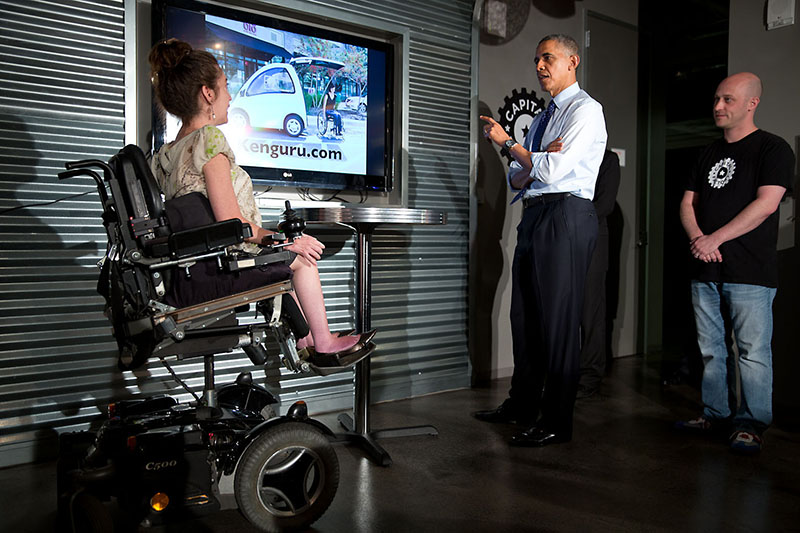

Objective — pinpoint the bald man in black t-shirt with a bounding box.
[677,72,794,454]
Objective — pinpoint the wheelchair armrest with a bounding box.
[225,250,293,272]
[169,219,252,259]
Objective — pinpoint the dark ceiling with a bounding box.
[640,0,730,148]
[654,0,730,124]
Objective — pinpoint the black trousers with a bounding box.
[580,243,608,389]
[164,252,293,309]
[509,194,597,437]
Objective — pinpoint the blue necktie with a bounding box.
[531,100,556,151]
[510,100,556,205]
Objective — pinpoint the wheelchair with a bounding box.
[55,145,370,532]
[316,109,343,140]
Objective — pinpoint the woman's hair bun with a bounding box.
[148,38,221,120]
[149,38,192,85]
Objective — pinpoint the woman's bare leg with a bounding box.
[290,256,358,353]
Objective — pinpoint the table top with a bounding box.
[298,206,447,226]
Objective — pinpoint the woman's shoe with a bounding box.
[356,329,377,345]
[333,329,376,343]
[316,330,376,360]
[306,330,377,375]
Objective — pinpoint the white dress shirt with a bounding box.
[508,82,607,201]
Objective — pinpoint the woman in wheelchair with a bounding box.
[148,39,373,361]
[322,84,343,138]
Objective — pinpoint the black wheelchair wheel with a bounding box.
[234,422,339,532]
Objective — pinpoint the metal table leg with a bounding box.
[334,226,437,467]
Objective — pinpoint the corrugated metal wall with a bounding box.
[0,0,474,467]
[0,0,128,467]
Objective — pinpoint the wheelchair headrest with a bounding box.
[110,145,169,239]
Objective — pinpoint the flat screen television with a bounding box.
[152,0,395,192]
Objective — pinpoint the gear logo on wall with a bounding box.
[497,88,546,162]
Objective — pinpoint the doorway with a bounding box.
[643,0,730,382]
[583,11,639,359]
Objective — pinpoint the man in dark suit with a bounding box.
[577,150,621,398]
[477,34,607,446]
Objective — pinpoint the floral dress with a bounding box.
[150,125,261,254]
[148,126,291,308]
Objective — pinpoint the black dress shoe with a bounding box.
[509,426,571,447]
[473,400,534,425]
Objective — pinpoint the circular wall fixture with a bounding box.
[479,0,531,46]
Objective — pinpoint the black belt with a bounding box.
[522,192,570,208]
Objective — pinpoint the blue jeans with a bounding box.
[691,281,776,433]
[326,111,342,134]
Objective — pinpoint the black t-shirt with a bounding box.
[686,129,794,287]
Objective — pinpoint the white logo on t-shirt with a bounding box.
[707,158,735,189]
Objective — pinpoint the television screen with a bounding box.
[152,0,394,192]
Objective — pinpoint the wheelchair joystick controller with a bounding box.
[278,200,306,242]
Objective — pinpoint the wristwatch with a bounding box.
[504,138,517,151]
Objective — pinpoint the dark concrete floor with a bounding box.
[2,355,800,532]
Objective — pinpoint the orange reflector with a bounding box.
[150,492,169,512]
[126,435,137,452]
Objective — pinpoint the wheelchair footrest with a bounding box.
[303,342,376,376]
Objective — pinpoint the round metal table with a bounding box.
[299,206,447,466]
